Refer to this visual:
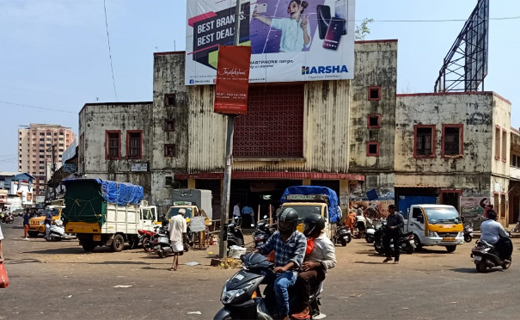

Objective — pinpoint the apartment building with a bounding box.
[18,124,75,195]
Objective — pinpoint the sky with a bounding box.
[0,0,518,172]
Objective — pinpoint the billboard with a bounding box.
[214,45,252,114]
[185,0,356,85]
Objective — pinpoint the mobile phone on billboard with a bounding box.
[256,3,267,14]
[334,0,348,35]
[317,5,331,40]
[323,18,345,50]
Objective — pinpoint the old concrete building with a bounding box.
[509,128,520,224]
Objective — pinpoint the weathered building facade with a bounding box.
[509,128,520,224]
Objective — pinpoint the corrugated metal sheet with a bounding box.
[175,171,364,181]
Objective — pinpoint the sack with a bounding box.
[0,263,9,288]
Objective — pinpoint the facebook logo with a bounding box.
[189,79,195,84]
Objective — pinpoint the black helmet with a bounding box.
[303,214,325,237]
[487,210,497,221]
[278,208,299,235]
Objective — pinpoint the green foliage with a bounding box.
[355,18,374,40]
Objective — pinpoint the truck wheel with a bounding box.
[82,241,96,252]
[28,231,39,238]
[112,234,125,252]
[445,245,457,253]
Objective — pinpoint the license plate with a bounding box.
[443,237,456,241]
[93,235,101,241]
[473,256,482,261]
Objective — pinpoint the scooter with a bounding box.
[213,252,325,320]
[374,222,415,255]
[46,220,76,241]
[252,219,273,248]
[1,212,14,224]
[152,225,171,258]
[471,239,512,273]
[332,224,352,247]
[464,225,474,243]
[364,218,380,244]
[227,223,245,248]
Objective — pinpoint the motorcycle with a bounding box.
[138,228,156,252]
[364,218,381,244]
[332,224,352,247]
[152,225,171,258]
[227,223,245,248]
[252,220,273,248]
[464,225,474,243]
[46,221,76,241]
[374,222,415,255]
[214,252,324,320]
[471,239,512,273]
[1,212,14,224]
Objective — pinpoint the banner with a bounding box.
[186,0,356,85]
[214,46,252,114]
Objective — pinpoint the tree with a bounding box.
[355,18,374,40]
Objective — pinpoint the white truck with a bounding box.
[404,204,464,253]
[63,179,157,252]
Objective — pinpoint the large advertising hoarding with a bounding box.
[186,0,355,85]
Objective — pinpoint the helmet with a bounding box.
[303,214,325,237]
[278,208,299,235]
[487,210,497,221]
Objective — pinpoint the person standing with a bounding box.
[168,208,187,271]
[383,205,404,264]
[233,202,242,226]
[23,209,31,240]
[241,204,255,227]
[44,209,54,240]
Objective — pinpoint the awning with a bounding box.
[174,171,365,181]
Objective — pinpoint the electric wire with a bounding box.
[0,101,75,114]
[103,0,118,101]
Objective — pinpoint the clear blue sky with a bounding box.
[1,0,518,171]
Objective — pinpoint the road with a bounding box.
[0,219,519,320]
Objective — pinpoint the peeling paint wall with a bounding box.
[78,102,153,197]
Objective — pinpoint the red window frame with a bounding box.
[414,124,436,159]
[164,144,176,157]
[366,141,380,156]
[163,119,176,132]
[105,130,121,160]
[495,125,501,160]
[126,130,143,160]
[367,114,381,129]
[164,94,176,107]
[368,86,382,101]
[441,124,464,158]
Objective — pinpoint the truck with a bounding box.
[404,204,464,253]
[168,189,213,219]
[62,179,157,252]
[280,186,341,239]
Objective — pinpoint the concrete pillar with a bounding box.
[188,179,196,189]
[302,179,311,185]
[339,180,350,225]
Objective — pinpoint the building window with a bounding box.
[366,141,380,156]
[368,86,381,101]
[501,129,507,162]
[164,144,176,157]
[127,131,142,159]
[39,166,44,169]
[164,94,176,107]
[414,125,436,158]
[165,176,173,186]
[367,114,381,129]
[442,124,463,157]
[105,131,121,160]
[46,132,51,135]
[495,126,501,160]
[40,132,44,136]
[164,119,175,131]
[39,138,44,142]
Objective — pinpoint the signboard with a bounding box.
[173,201,193,205]
[185,0,356,85]
[190,216,207,232]
[63,163,77,173]
[214,45,252,114]
[131,163,148,172]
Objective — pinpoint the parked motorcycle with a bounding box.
[374,222,415,255]
[46,221,76,241]
[471,239,512,273]
[1,212,14,224]
[213,252,325,320]
[365,217,382,244]
[252,220,273,248]
[152,225,171,258]
[333,224,352,247]
[227,223,245,248]
[464,225,474,243]
[138,228,156,253]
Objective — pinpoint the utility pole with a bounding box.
[218,0,241,259]
[51,144,57,200]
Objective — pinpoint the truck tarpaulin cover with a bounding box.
[281,186,340,223]
[62,179,143,226]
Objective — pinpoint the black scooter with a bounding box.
[471,239,512,273]
[374,222,415,255]
[332,224,352,247]
[227,223,245,248]
[252,220,273,248]
[213,252,324,320]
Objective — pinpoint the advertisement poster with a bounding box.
[214,45,252,114]
[186,0,356,85]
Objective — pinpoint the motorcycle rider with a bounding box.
[480,210,512,262]
[257,208,307,320]
[383,204,404,264]
[292,214,336,320]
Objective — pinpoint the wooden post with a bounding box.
[269,204,273,226]
[257,204,261,222]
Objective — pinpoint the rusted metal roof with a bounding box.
[175,171,364,181]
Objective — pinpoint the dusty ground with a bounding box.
[1,219,519,320]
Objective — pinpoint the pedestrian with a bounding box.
[0,223,4,263]
[23,209,31,240]
[383,204,404,264]
[241,204,255,227]
[44,209,54,240]
[233,202,242,226]
[345,211,356,234]
[168,208,188,271]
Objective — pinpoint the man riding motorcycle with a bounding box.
[480,210,512,262]
[291,214,336,320]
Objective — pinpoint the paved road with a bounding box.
[0,220,519,320]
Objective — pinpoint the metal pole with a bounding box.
[218,0,242,259]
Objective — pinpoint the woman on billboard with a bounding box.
[253,0,311,53]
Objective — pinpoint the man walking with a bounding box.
[23,209,31,240]
[168,208,187,271]
[44,209,54,240]
[383,204,404,264]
